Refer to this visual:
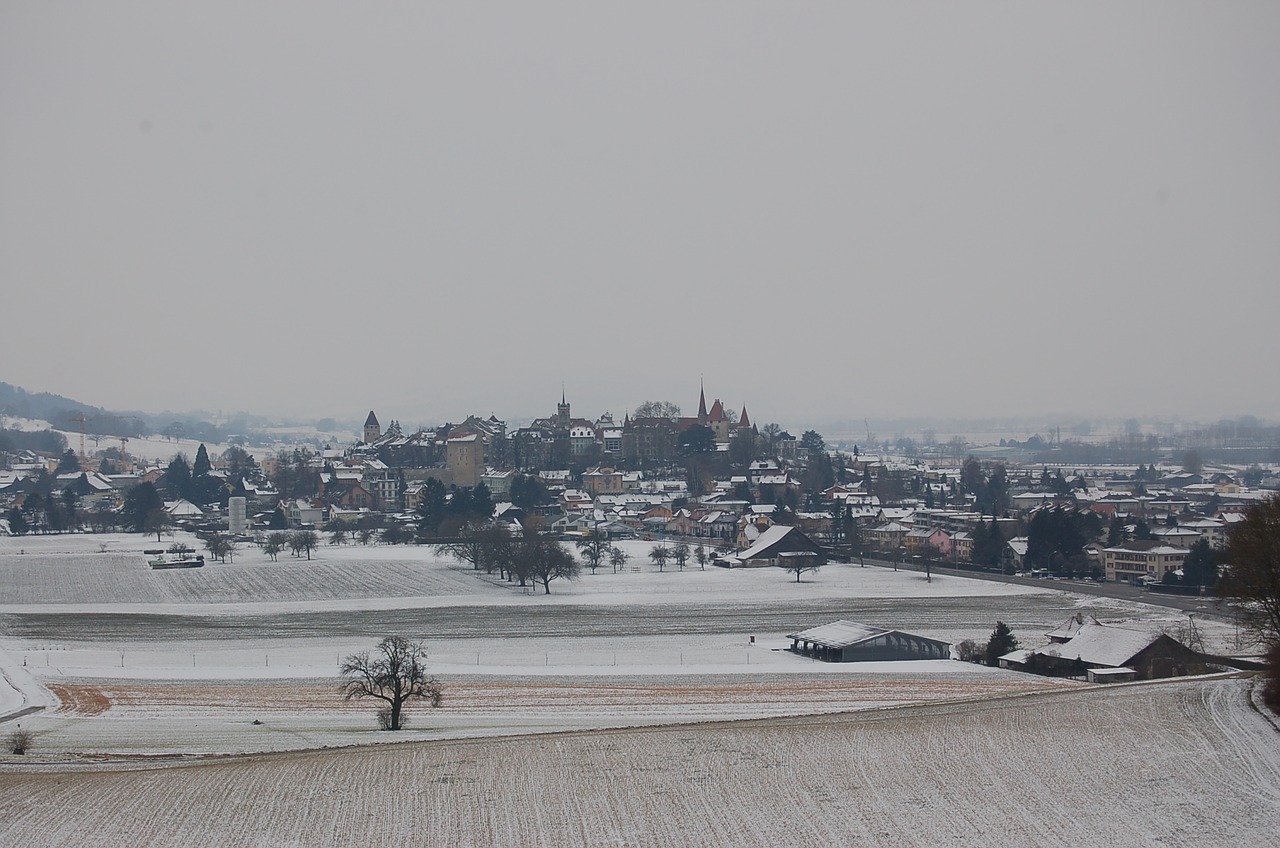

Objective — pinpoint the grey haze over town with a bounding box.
[3,3,1279,430]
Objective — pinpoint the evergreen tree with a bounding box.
[984,621,1018,666]
[1026,508,1098,573]
[122,482,164,533]
[971,519,1007,569]
[414,478,449,540]
[510,474,550,510]
[193,443,212,477]
[1106,515,1129,547]
[44,492,64,532]
[971,520,989,563]
[165,454,194,501]
[1181,539,1218,590]
[6,506,28,536]
[56,449,81,475]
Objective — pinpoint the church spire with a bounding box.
[557,386,570,427]
[697,378,708,421]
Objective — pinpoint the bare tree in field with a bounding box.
[576,530,609,574]
[292,529,319,560]
[609,545,628,574]
[779,552,822,583]
[513,535,580,594]
[262,531,287,562]
[339,636,442,731]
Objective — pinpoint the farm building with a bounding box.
[1000,620,1220,681]
[788,620,951,662]
[722,525,825,568]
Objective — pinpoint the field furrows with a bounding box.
[45,683,111,716]
[0,593,1129,643]
[3,679,1277,847]
[0,553,483,606]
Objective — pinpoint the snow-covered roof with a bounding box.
[1045,613,1103,642]
[164,498,204,517]
[1032,623,1161,668]
[787,620,887,648]
[737,525,821,562]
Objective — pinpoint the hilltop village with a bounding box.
[2,387,1278,587]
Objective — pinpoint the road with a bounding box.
[860,556,1234,620]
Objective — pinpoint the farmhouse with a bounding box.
[788,620,952,662]
[1001,620,1218,681]
[723,525,824,568]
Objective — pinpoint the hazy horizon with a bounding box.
[4,3,1278,425]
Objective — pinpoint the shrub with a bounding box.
[955,639,981,663]
[9,728,32,755]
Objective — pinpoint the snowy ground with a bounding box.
[0,532,1243,762]
[1,532,1273,846]
[1,678,1277,847]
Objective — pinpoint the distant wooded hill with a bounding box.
[0,381,292,449]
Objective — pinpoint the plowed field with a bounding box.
[2,678,1277,847]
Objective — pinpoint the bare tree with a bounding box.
[204,533,235,563]
[513,535,580,593]
[671,541,691,571]
[435,521,492,570]
[292,529,319,560]
[339,636,442,731]
[205,534,226,563]
[576,530,609,575]
[609,545,628,574]
[1219,495,1280,645]
[649,545,670,572]
[633,400,680,420]
[262,531,286,562]
[779,552,822,583]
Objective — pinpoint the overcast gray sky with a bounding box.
[4,2,1278,429]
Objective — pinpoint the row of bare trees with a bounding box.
[434,521,579,594]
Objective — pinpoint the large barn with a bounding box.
[1000,620,1223,681]
[722,525,825,568]
[788,620,951,662]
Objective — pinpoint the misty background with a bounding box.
[3,3,1278,432]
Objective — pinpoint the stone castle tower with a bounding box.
[363,410,381,444]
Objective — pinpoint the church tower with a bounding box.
[363,410,381,444]
[557,388,571,428]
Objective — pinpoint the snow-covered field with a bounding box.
[1,678,1277,847]
[2,532,1272,845]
